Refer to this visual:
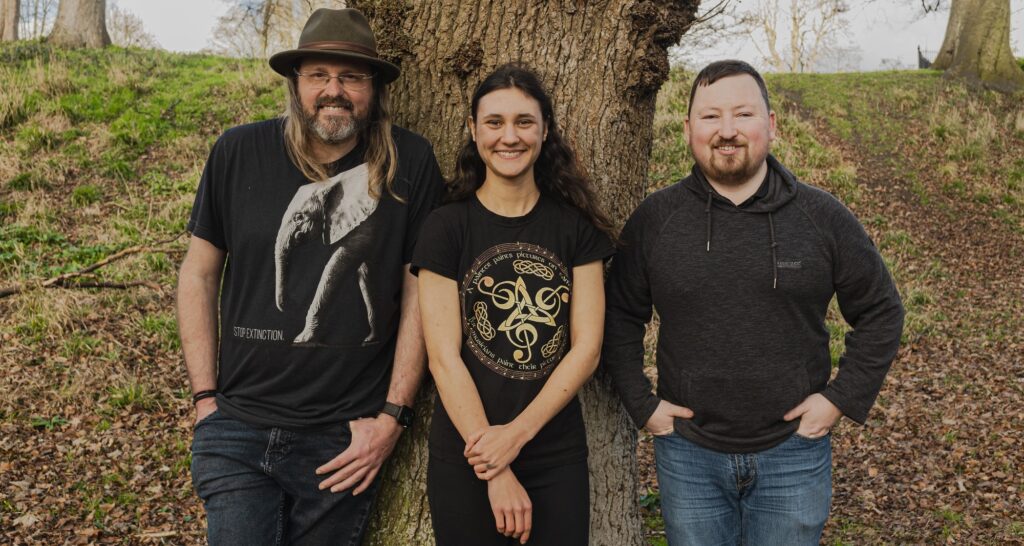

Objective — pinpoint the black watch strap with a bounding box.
[380,402,414,428]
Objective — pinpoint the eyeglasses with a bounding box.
[294,69,374,91]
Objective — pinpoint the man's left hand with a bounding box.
[784,393,842,438]
[316,414,403,495]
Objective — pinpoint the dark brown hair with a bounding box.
[449,63,616,242]
[688,60,771,115]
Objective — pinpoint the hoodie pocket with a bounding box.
[682,360,811,439]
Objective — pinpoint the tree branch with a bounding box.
[0,233,185,300]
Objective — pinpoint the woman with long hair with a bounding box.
[411,64,615,545]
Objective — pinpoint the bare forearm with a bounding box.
[386,268,427,406]
[431,356,491,441]
[176,237,225,395]
[511,346,599,440]
[177,272,220,393]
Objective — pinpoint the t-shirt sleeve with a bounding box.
[410,209,461,280]
[572,212,615,267]
[187,137,228,250]
[402,144,446,264]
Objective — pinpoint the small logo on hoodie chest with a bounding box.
[776,260,803,269]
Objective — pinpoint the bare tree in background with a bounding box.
[1,0,18,41]
[17,0,55,39]
[107,1,156,48]
[931,0,1023,92]
[208,0,345,58]
[670,0,745,69]
[48,0,110,48]
[743,0,852,72]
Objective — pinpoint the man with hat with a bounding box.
[177,8,444,543]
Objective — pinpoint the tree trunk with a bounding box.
[47,0,110,48]
[932,0,1024,93]
[353,1,700,544]
[0,0,18,41]
[929,0,965,70]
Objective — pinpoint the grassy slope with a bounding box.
[1,44,1021,543]
[0,43,280,544]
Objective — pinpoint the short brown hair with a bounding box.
[688,60,771,116]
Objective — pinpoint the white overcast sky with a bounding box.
[117,0,1023,72]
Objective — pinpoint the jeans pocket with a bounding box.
[792,431,830,442]
[193,409,221,429]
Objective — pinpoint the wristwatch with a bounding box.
[380,402,415,428]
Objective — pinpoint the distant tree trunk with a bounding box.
[932,0,1024,92]
[47,0,110,48]
[353,1,700,545]
[0,0,18,41]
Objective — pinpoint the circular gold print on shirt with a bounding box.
[460,242,571,380]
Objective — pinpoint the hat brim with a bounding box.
[268,49,400,84]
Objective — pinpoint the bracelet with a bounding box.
[192,390,218,405]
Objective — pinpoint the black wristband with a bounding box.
[192,390,218,405]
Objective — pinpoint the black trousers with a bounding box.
[427,457,589,546]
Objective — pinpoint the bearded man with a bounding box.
[603,60,904,545]
[176,8,443,544]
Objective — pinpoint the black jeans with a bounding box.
[190,410,379,546]
[427,456,589,546]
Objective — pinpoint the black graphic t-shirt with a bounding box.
[187,119,444,430]
[412,194,614,469]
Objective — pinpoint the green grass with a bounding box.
[107,380,158,411]
[769,70,1024,229]
[0,43,282,289]
[138,312,180,352]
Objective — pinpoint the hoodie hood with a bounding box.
[684,154,799,289]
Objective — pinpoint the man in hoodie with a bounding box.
[603,60,904,544]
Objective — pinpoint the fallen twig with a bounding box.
[0,233,184,300]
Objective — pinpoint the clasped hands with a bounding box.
[466,423,533,543]
[464,422,529,480]
[644,393,841,438]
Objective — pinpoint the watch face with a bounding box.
[397,407,414,427]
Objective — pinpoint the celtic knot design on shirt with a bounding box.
[513,259,554,281]
[473,301,496,341]
[476,273,569,364]
[541,325,566,359]
[461,243,572,380]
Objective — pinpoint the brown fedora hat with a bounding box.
[268,8,400,84]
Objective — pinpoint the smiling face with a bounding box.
[470,87,547,186]
[685,74,776,188]
[296,57,374,145]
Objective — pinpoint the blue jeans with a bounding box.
[654,431,831,546]
[190,410,379,546]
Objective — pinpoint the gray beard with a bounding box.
[305,108,367,144]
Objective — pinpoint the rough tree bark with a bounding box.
[0,0,18,41]
[352,1,700,545]
[931,0,1024,93]
[47,0,110,48]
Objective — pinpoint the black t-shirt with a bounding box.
[187,119,444,430]
[412,194,614,469]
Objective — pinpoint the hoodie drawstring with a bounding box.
[705,192,712,252]
[705,191,778,289]
[768,212,778,290]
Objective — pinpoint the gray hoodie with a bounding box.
[603,155,904,453]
